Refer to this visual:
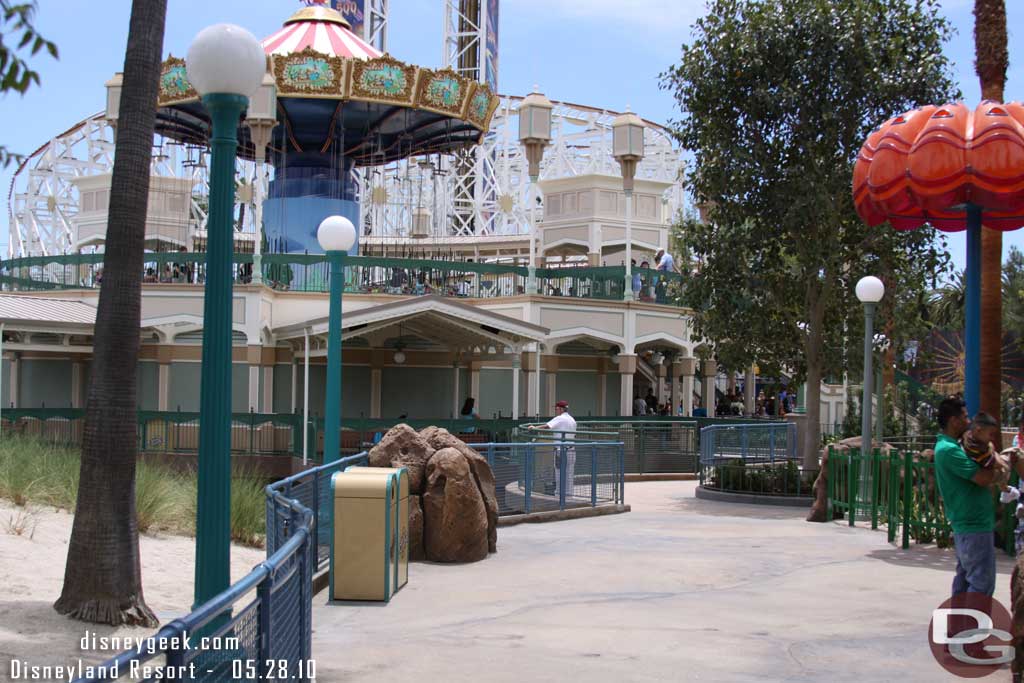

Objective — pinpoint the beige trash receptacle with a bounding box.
[330,470,397,602]
[344,466,409,592]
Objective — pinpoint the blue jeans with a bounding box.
[952,531,996,597]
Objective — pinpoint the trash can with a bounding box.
[344,466,409,592]
[330,470,397,602]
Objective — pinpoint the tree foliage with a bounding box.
[660,0,959,466]
[0,0,57,167]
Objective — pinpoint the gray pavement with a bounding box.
[310,482,1014,682]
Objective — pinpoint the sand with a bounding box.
[0,500,265,682]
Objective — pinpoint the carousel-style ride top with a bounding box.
[155,4,499,255]
[5,2,685,261]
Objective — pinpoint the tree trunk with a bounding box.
[802,282,828,472]
[975,0,1008,442]
[53,0,166,627]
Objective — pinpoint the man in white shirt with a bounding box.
[542,400,577,497]
[656,248,676,273]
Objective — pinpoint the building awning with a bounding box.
[274,295,549,351]
[0,294,97,333]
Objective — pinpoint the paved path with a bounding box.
[310,482,1014,682]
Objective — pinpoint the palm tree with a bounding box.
[929,271,966,330]
[975,0,1009,428]
[53,0,166,626]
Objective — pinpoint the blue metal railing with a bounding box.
[265,452,369,572]
[74,495,314,682]
[477,440,626,515]
[698,422,797,466]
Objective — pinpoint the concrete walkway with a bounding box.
[310,482,1014,682]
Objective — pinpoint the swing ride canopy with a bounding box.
[152,5,500,166]
[853,101,1024,230]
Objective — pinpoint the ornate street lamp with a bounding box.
[317,215,356,464]
[612,107,645,301]
[855,275,884,524]
[186,22,266,609]
[245,68,278,285]
[518,86,553,294]
[104,72,123,126]
[853,102,1024,414]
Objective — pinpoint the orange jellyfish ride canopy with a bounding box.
[852,101,1024,231]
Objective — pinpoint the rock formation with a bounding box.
[365,424,497,562]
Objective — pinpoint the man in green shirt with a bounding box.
[933,397,1000,596]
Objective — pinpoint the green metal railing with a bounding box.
[826,447,1018,556]
[1,409,769,474]
[1,408,303,457]
[0,252,687,304]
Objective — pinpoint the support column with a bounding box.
[471,366,480,403]
[248,366,260,412]
[679,357,695,417]
[370,367,382,419]
[290,356,298,413]
[71,360,84,408]
[8,354,18,409]
[158,362,171,412]
[511,354,521,419]
[545,372,557,414]
[702,360,718,416]
[744,364,756,416]
[671,359,682,415]
[617,354,637,416]
[656,364,667,406]
[452,361,461,418]
[598,366,608,416]
[262,365,274,413]
[524,350,540,418]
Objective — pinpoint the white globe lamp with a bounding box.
[186,24,266,98]
[855,275,885,304]
[317,216,357,253]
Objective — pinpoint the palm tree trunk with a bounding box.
[53,0,166,627]
[975,0,1008,438]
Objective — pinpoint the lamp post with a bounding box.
[612,108,645,301]
[318,215,356,464]
[855,275,884,520]
[186,23,266,609]
[245,70,278,286]
[518,87,553,294]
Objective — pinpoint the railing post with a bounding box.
[558,444,568,510]
[847,447,855,526]
[590,444,598,507]
[619,443,625,506]
[826,446,833,521]
[257,569,272,676]
[888,452,897,544]
[524,444,532,514]
[902,450,912,550]
[870,448,879,530]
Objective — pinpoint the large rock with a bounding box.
[422,447,489,562]
[408,495,425,562]
[419,426,498,553]
[368,424,435,494]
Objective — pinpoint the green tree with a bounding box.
[660,0,959,470]
[0,0,58,167]
[54,0,166,626]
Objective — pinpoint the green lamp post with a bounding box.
[186,22,267,609]
[317,215,357,464]
[855,275,884,522]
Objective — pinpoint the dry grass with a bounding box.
[0,435,266,547]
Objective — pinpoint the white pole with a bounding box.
[252,160,264,285]
[625,190,633,300]
[511,354,520,419]
[528,181,538,293]
[303,327,310,466]
[452,360,460,417]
